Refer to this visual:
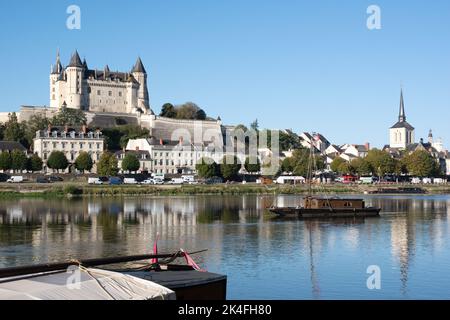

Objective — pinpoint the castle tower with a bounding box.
[131,57,150,113]
[50,50,63,108]
[389,89,415,149]
[65,50,84,109]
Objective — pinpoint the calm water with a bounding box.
[1,194,450,300]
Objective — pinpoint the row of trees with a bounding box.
[0,149,144,175]
[331,149,441,178]
[195,156,261,180]
[0,151,43,173]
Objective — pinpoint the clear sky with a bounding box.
[0,0,449,148]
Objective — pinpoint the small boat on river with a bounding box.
[0,250,227,300]
[269,132,382,219]
[269,196,381,218]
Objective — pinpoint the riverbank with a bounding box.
[0,182,449,198]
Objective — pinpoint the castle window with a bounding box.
[52,95,55,100]
[88,87,91,94]
[119,92,122,97]
[97,90,101,95]
[108,91,112,97]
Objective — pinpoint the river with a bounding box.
[0,194,449,299]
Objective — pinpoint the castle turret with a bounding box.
[66,50,84,109]
[50,50,64,108]
[131,57,150,113]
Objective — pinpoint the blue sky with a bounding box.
[0,0,449,148]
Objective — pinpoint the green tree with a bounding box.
[75,151,93,173]
[220,155,241,181]
[47,151,69,173]
[350,158,373,176]
[97,152,119,176]
[244,156,261,173]
[283,148,325,177]
[404,150,440,177]
[281,157,294,173]
[10,150,28,172]
[365,149,396,177]
[160,103,176,118]
[0,122,5,140]
[261,156,282,177]
[0,152,11,171]
[338,162,354,175]
[195,108,207,120]
[250,119,259,131]
[196,157,219,178]
[24,114,51,149]
[121,153,140,172]
[102,125,150,151]
[3,113,27,148]
[51,106,87,126]
[330,157,347,173]
[28,154,43,172]
[175,102,207,120]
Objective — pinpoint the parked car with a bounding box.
[153,179,164,185]
[170,178,184,185]
[182,175,195,183]
[124,178,138,185]
[7,176,24,183]
[36,177,50,183]
[141,178,155,185]
[48,176,64,182]
[88,177,103,185]
[109,177,123,185]
[0,173,9,182]
[359,176,375,184]
[205,177,223,185]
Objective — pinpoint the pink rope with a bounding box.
[181,249,206,272]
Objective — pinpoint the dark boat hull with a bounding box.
[269,207,381,218]
[121,268,227,300]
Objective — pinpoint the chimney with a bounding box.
[47,124,52,133]
[64,125,69,133]
[365,142,370,151]
[82,125,87,134]
[179,136,184,145]
[159,138,163,146]
[136,146,140,151]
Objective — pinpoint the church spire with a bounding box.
[398,88,406,122]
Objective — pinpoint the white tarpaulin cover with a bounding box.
[0,267,176,300]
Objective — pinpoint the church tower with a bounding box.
[389,89,415,149]
[131,57,151,113]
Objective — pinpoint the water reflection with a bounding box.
[0,195,449,299]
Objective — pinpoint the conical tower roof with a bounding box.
[68,50,83,68]
[132,57,147,73]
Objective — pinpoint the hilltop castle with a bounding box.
[50,50,151,115]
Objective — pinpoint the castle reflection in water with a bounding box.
[1,195,450,299]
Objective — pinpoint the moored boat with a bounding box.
[0,250,227,300]
[270,196,381,218]
[269,132,381,219]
